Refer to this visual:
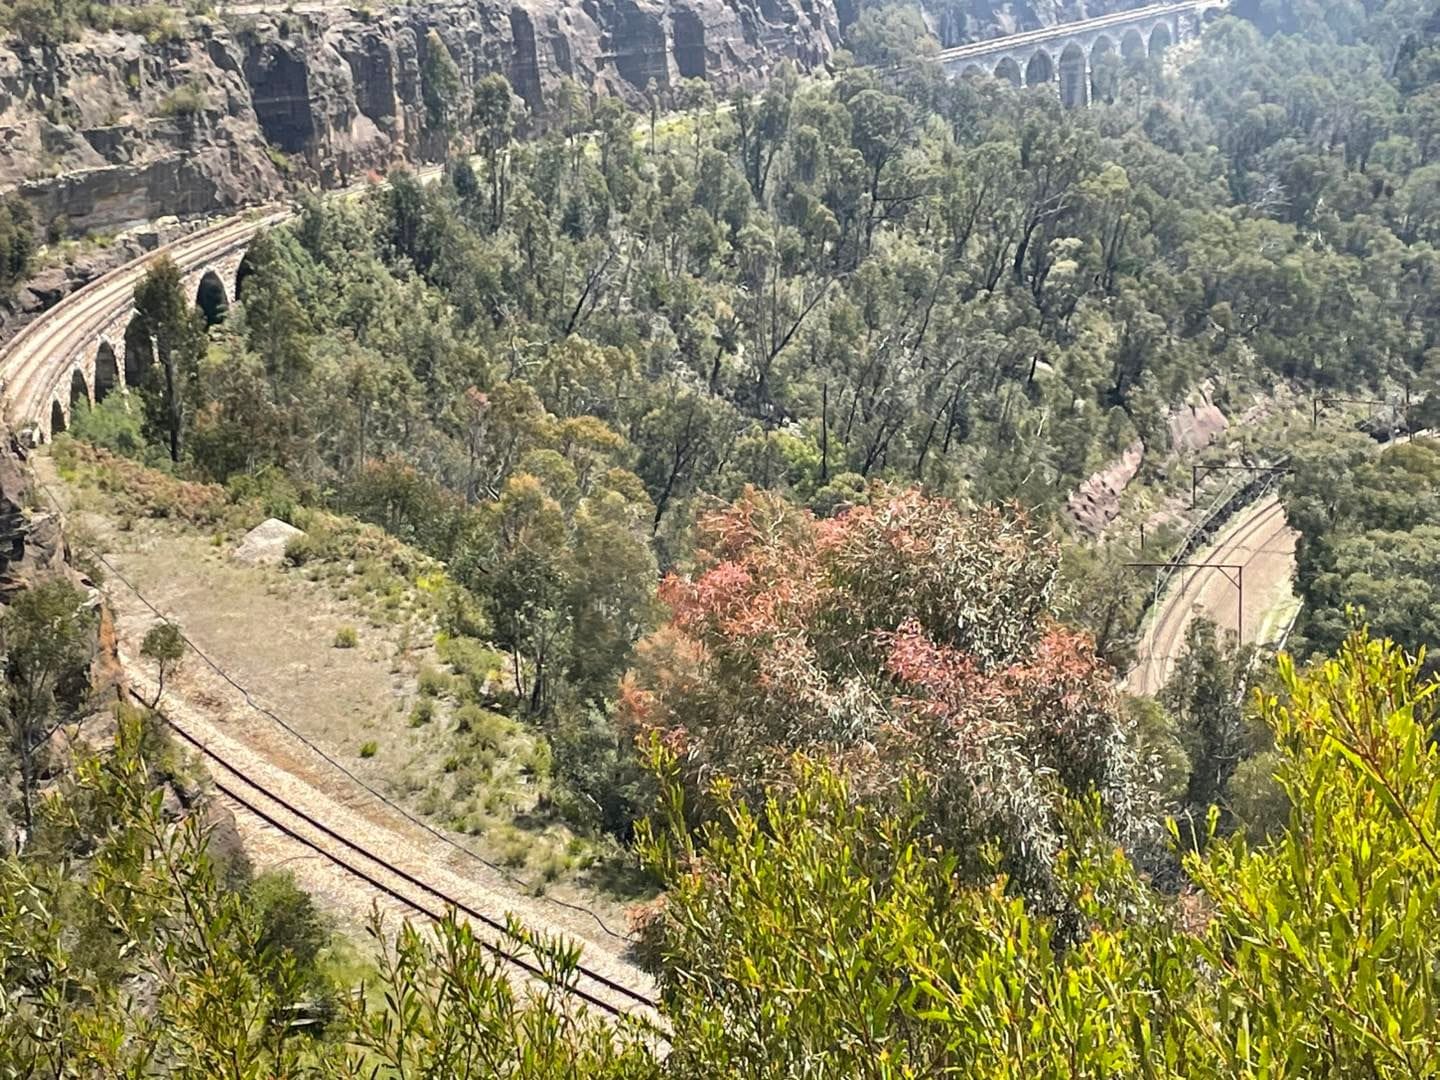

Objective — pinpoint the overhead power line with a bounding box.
[31,471,634,944]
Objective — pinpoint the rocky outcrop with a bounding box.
[0,432,73,600]
[0,0,843,235]
[1066,438,1143,536]
[1167,385,1229,453]
[232,517,304,565]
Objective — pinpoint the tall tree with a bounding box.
[133,257,205,462]
[1,580,92,841]
[1162,618,1257,846]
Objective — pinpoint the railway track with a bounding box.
[3,196,665,1024]
[3,212,285,437]
[135,686,663,1026]
[935,0,1210,62]
[1125,495,1294,698]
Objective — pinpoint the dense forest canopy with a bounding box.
[10,0,1440,1073]
[1284,433,1440,662]
[84,0,1440,699]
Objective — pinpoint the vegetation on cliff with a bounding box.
[7,607,1440,1076]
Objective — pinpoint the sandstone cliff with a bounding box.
[1,0,842,234]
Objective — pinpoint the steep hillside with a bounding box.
[2,0,842,233]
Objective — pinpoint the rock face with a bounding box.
[1167,385,1229,453]
[0,0,843,234]
[0,433,72,600]
[1066,438,1143,536]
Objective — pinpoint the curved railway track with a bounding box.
[3,212,285,437]
[136,686,660,1024]
[1125,495,1296,698]
[2,195,661,1022]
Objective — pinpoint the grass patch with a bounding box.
[408,699,435,727]
[358,740,378,759]
[417,665,451,698]
[333,626,358,649]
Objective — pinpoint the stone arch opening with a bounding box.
[70,369,90,411]
[994,57,1022,87]
[1059,42,1088,107]
[672,9,706,80]
[95,342,119,402]
[196,269,229,326]
[961,63,984,80]
[235,249,259,302]
[1090,35,1118,101]
[1148,21,1173,57]
[1024,49,1055,88]
[124,314,154,388]
[1121,28,1145,60]
[50,400,66,437]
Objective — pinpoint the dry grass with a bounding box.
[44,445,639,929]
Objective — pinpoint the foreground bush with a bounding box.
[636,630,1440,1078]
[5,631,1440,1077]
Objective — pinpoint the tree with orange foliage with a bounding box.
[620,485,1142,902]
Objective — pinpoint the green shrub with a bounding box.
[65,398,148,459]
[248,870,328,970]
[438,583,488,639]
[454,705,507,749]
[435,634,504,701]
[408,699,434,727]
[225,467,301,523]
[0,194,35,297]
[358,740,378,758]
[417,665,450,698]
[497,829,530,868]
[159,81,209,118]
[285,534,319,566]
[112,3,185,42]
[519,740,551,780]
[539,852,568,883]
[333,627,358,649]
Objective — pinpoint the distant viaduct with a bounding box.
[938,1,1228,108]
[3,1,1231,440]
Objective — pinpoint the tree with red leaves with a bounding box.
[620,485,1141,902]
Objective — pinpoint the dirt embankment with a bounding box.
[36,453,652,997]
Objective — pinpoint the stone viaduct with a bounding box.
[80,252,246,421]
[4,211,288,443]
[937,1,1228,108]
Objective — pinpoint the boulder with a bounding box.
[232,518,304,566]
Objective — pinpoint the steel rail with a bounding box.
[139,687,662,1022]
[934,1,1207,61]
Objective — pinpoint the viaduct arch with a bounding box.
[940,1,1227,107]
[30,240,253,437]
